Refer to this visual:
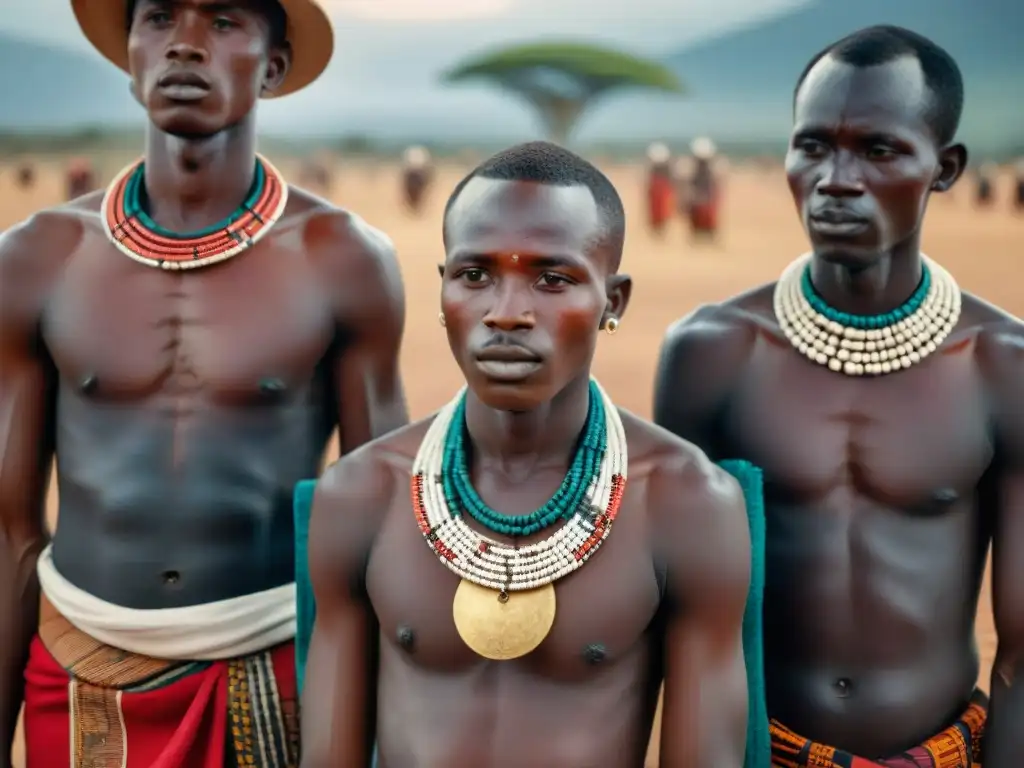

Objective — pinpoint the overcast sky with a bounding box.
[1,0,811,55]
[0,0,814,137]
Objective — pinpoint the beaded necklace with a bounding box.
[412,380,627,659]
[774,254,961,376]
[100,154,288,270]
[443,381,606,538]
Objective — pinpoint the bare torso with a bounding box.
[358,413,677,768]
[41,189,343,608]
[661,285,1002,756]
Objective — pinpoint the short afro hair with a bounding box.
[443,141,626,268]
[794,25,963,146]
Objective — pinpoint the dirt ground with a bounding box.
[1,156,1019,766]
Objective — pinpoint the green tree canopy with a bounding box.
[442,41,685,144]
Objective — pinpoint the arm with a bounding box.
[0,217,62,763]
[652,305,755,458]
[656,455,751,768]
[299,448,392,768]
[979,325,1024,767]
[313,211,409,455]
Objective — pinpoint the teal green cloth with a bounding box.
[292,460,768,768]
[717,459,769,768]
[294,479,317,699]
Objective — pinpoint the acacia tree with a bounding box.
[441,41,684,145]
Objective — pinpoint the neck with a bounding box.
[810,236,924,315]
[142,117,257,233]
[464,375,592,472]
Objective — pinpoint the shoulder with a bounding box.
[623,412,746,535]
[0,203,91,335]
[626,413,751,600]
[307,416,432,577]
[653,284,774,425]
[966,298,1024,434]
[288,194,403,321]
[287,190,398,282]
[656,284,773,377]
[313,416,431,521]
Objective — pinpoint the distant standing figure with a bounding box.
[299,154,333,196]
[15,162,35,191]
[974,164,994,207]
[1013,160,1024,211]
[686,137,721,240]
[402,145,434,214]
[65,157,96,201]
[645,142,674,236]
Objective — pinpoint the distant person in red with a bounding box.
[65,157,97,201]
[645,142,674,236]
[686,137,721,240]
[402,145,434,214]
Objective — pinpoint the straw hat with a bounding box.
[690,137,716,160]
[646,142,670,164]
[71,0,334,98]
[403,146,432,169]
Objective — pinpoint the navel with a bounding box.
[78,373,99,394]
[259,377,287,399]
[833,677,853,698]
[161,569,181,586]
[396,625,416,652]
[582,643,607,665]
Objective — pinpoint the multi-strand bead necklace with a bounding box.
[412,379,627,659]
[774,254,961,376]
[101,154,288,270]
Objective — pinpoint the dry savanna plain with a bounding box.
[1,154,1020,767]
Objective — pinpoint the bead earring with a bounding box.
[438,312,446,327]
[605,317,619,334]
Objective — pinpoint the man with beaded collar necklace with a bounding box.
[653,25,1024,768]
[0,1,408,766]
[302,141,752,767]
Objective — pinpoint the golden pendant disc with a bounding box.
[452,579,556,661]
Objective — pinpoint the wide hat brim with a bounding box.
[71,0,334,98]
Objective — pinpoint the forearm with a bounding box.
[0,537,45,762]
[983,657,1024,767]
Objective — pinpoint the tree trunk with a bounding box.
[530,96,586,146]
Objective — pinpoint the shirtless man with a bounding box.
[0,1,407,766]
[302,141,751,767]
[654,26,1023,767]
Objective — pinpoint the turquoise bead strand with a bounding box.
[800,263,931,330]
[441,380,607,537]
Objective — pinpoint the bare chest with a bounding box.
[44,236,335,405]
[724,342,994,507]
[366,484,661,680]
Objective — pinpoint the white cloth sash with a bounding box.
[37,544,296,660]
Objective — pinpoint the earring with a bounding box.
[605,317,619,335]
[438,312,446,327]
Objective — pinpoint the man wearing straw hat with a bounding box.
[0,1,408,766]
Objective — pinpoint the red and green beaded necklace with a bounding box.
[101,154,289,270]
